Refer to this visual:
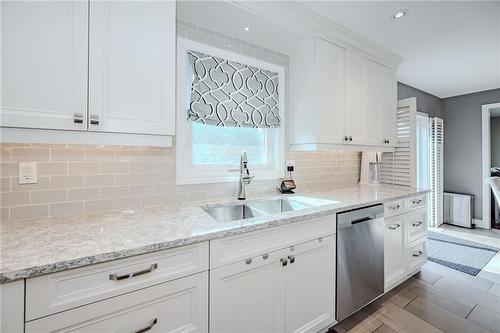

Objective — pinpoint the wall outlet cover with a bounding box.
[18,162,37,184]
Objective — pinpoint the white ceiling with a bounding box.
[299,1,500,98]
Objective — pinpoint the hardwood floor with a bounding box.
[330,261,500,333]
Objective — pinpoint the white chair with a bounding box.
[485,177,500,206]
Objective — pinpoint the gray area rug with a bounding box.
[427,231,499,276]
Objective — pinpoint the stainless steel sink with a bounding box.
[203,204,264,223]
[203,198,312,223]
[247,198,311,215]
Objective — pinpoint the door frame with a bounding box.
[481,102,500,230]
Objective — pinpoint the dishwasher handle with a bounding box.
[351,216,377,225]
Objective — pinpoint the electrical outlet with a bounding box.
[18,162,37,184]
[286,160,296,169]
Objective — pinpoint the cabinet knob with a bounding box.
[412,221,423,227]
[73,113,84,124]
[262,253,269,260]
[344,136,349,142]
[388,224,401,230]
[245,258,252,265]
[90,114,100,125]
[280,257,288,266]
[288,254,295,264]
[349,136,353,142]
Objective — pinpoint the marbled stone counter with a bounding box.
[0,185,428,283]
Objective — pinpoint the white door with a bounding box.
[89,1,175,135]
[1,1,88,130]
[384,216,406,290]
[210,249,287,333]
[315,38,346,144]
[284,236,336,333]
[26,272,209,333]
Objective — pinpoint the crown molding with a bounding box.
[228,1,403,69]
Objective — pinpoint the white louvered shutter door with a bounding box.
[430,117,444,227]
[380,98,417,187]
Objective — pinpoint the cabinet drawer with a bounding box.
[26,241,208,321]
[406,209,427,243]
[210,215,335,269]
[384,199,406,217]
[407,238,427,275]
[406,194,427,211]
[26,271,208,333]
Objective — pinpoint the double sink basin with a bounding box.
[202,198,315,223]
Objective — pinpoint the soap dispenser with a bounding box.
[277,166,296,194]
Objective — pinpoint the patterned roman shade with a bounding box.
[187,50,281,128]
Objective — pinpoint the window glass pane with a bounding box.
[192,122,266,164]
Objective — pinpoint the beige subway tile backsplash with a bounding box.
[0,143,361,221]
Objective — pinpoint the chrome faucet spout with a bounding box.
[238,151,254,200]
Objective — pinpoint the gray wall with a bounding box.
[397,82,443,119]
[492,117,500,167]
[442,89,500,220]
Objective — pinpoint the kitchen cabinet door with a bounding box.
[315,39,346,145]
[210,249,287,333]
[89,1,175,135]
[384,216,406,290]
[1,1,88,130]
[378,65,397,146]
[346,51,397,147]
[345,50,370,145]
[284,235,336,333]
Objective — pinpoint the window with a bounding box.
[176,38,285,184]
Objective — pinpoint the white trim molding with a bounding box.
[176,38,286,185]
[481,102,500,230]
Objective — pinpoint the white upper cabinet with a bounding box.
[290,37,398,151]
[346,50,397,147]
[290,38,346,147]
[89,1,175,135]
[314,39,347,145]
[1,1,175,145]
[1,1,88,130]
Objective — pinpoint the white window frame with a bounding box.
[176,38,285,185]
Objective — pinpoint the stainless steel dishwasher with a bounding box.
[336,204,384,321]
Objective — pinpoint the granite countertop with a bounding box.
[0,185,428,284]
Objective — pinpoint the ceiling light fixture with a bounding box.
[392,9,408,20]
[244,27,250,31]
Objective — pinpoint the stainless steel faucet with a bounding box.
[238,151,254,200]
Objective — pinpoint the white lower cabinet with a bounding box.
[284,236,336,333]
[210,248,287,333]
[384,215,406,290]
[25,271,208,333]
[210,235,336,333]
[384,196,428,291]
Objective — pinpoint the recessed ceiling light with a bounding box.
[244,27,250,31]
[392,9,409,20]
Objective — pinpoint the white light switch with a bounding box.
[18,162,37,184]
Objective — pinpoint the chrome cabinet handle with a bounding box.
[388,204,401,210]
[412,221,423,227]
[109,263,158,281]
[412,199,423,204]
[280,258,288,266]
[134,318,158,333]
[73,113,84,124]
[388,224,401,230]
[90,114,100,125]
[413,251,424,257]
[288,254,295,264]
